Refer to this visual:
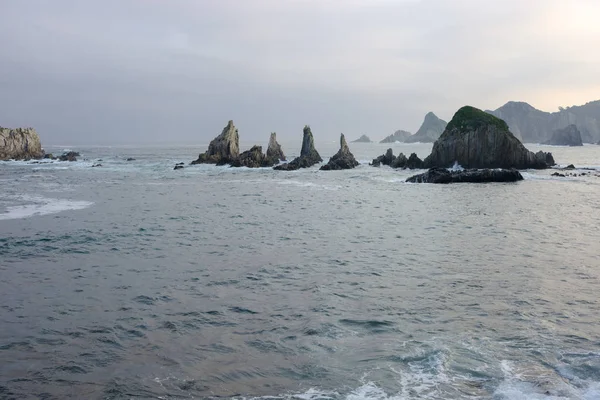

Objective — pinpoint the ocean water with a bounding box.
[1,141,600,400]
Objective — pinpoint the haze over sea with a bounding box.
[1,141,600,399]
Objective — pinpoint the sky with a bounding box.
[1,0,599,145]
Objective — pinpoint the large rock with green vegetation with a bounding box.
[191,120,240,165]
[0,127,44,160]
[320,134,359,170]
[405,112,447,143]
[544,124,583,146]
[274,126,322,170]
[423,106,554,169]
[380,130,411,143]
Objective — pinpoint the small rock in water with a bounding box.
[126,157,136,161]
[174,165,184,170]
[92,163,102,168]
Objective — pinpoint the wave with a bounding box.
[0,195,94,220]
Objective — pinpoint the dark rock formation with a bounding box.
[191,120,240,165]
[126,157,136,161]
[405,112,447,143]
[564,164,576,169]
[352,134,372,143]
[544,124,583,146]
[371,148,396,167]
[0,127,44,160]
[59,151,80,162]
[380,130,411,143]
[390,152,408,168]
[231,145,276,168]
[423,106,555,169]
[487,100,600,143]
[406,153,424,169]
[320,134,359,170]
[174,165,184,170]
[92,163,102,167]
[274,126,322,171]
[266,133,286,163]
[407,167,523,184]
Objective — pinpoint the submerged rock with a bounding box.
[266,132,286,163]
[191,120,240,165]
[274,126,322,171]
[544,124,583,146]
[380,130,412,143]
[352,134,372,143]
[407,167,523,184]
[405,112,447,143]
[320,134,359,170]
[0,127,44,160]
[371,148,396,167]
[423,106,555,169]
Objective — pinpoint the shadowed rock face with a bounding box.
[274,126,322,171]
[192,120,239,165]
[405,112,447,143]
[407,167,523,184]
[266,133,286,162]
[544,124,583,146]
[380,131,411,143]
[371,148,395,167]
[320,134,359,170]
[0,127,43,160]
[352,134,372,143]
[423,106,554,169]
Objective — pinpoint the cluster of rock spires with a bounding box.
[189,121,286,169]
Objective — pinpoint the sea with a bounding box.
[1,140,600,400]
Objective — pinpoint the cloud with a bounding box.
[0,0,598,144]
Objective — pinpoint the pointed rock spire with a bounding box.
[266,132,286,162]
[191,120,240,165]
[320,133,359,170]
[274,125,323,170]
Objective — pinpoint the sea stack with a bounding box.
[352,135,372,143]
[544,124,583,146]
[0,127,44,160]
[191,120,240,165]
[405,112,447,143]
[266,132,286,163]
[274,126,322,170]
[423,106,555,169]
[320,134,359,170]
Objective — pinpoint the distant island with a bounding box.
[351,135,372,143]
[404,112,447,143]
[380,130,411,143]
[486,100,600,143]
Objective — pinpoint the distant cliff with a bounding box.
[0,127,44,160]
[487,100,600,143]
[404,112,447,143]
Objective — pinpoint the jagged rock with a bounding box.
[352,134,372,143]
[390,153,408,168]
[274,126,322,171]
[0,127,44,160]
[544,124,583,146]
[405,153,424,169]
[320,134,359,170]
[126,157,136,161]
[371,148,396,167]
[552,172,565,177]
[266,132,286,163]
[423,106,555,169]
[380,130,412,143]
[191,120,240,165]
[405,112,447,143]
[564,164,576,169]
[231,145,275,168]
[407,167,523,184]
[59,151,80,162]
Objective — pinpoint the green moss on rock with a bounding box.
[446,106,509,132]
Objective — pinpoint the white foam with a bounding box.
[0,196,93,220]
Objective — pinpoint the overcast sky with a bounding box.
[1,0,599,145]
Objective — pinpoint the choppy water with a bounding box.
[1,141,600,399]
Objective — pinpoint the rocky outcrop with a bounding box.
[266,132,286,163]
[423,106,555,169]
[274,126,322,171]
[380,130,411,143]
[407,167,523,184]
[0,127,44,160]
[191,120,239,165]
[231,145,276,168]
[352,134,372,143]
[320,134,359,170]
[371,148,396,167]
[405,153,424,169]
[487,100,600,143]
[59,151,80,162]
[390,152,408,168]
[544,124,583,146]
[405,112,447,143]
